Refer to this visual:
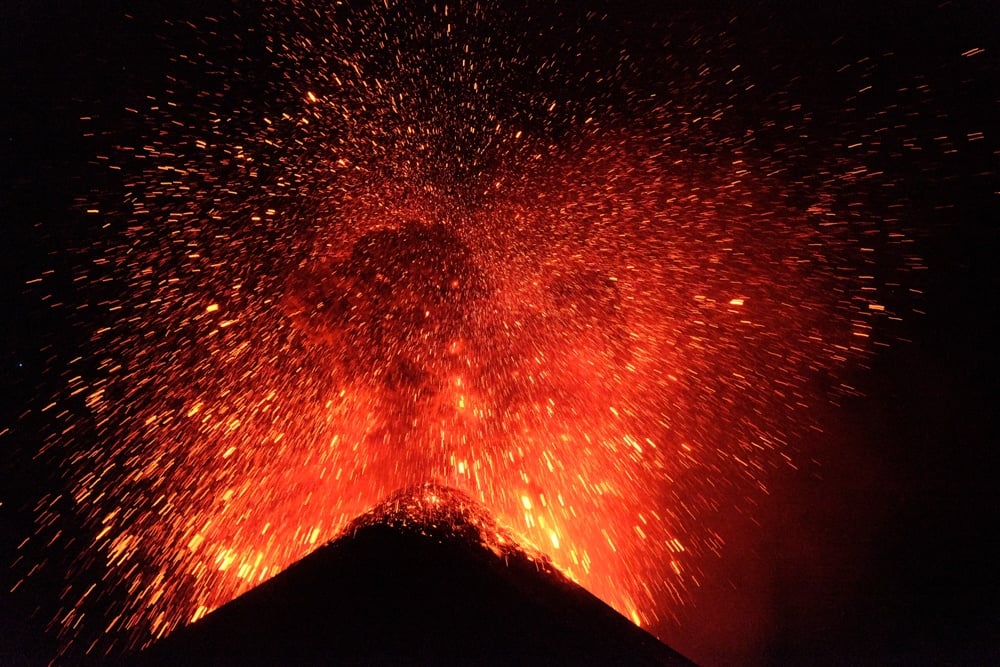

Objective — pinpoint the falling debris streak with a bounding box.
[20,0,931,660]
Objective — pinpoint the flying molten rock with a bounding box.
[23,1,918,661]
[284,222,490,403]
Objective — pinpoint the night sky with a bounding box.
[2,1,999,665]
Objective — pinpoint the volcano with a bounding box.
[132,485,695,666]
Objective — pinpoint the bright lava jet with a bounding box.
[16,0,923,661]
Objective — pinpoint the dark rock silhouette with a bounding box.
[134,485,695,666]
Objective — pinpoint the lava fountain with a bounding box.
[21,1,919,660]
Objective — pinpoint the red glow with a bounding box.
[64,144,885,649]
[27,2,918,659]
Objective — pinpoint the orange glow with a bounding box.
[33,1,918,659]
[58,167,890,650]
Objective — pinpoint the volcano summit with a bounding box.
[134,485,695,666]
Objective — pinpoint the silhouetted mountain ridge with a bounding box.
[134,484,694,666]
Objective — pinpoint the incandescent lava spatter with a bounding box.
[285,222,489,391]
[13,1,933,661]
[284,221,495,458]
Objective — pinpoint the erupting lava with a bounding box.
[20,0,922,659]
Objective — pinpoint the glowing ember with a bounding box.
[20,1,922,659]
[346,483,538,559]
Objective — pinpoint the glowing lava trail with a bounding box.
[20,1,923,660]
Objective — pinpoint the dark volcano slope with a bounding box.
[133,486,694,666]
